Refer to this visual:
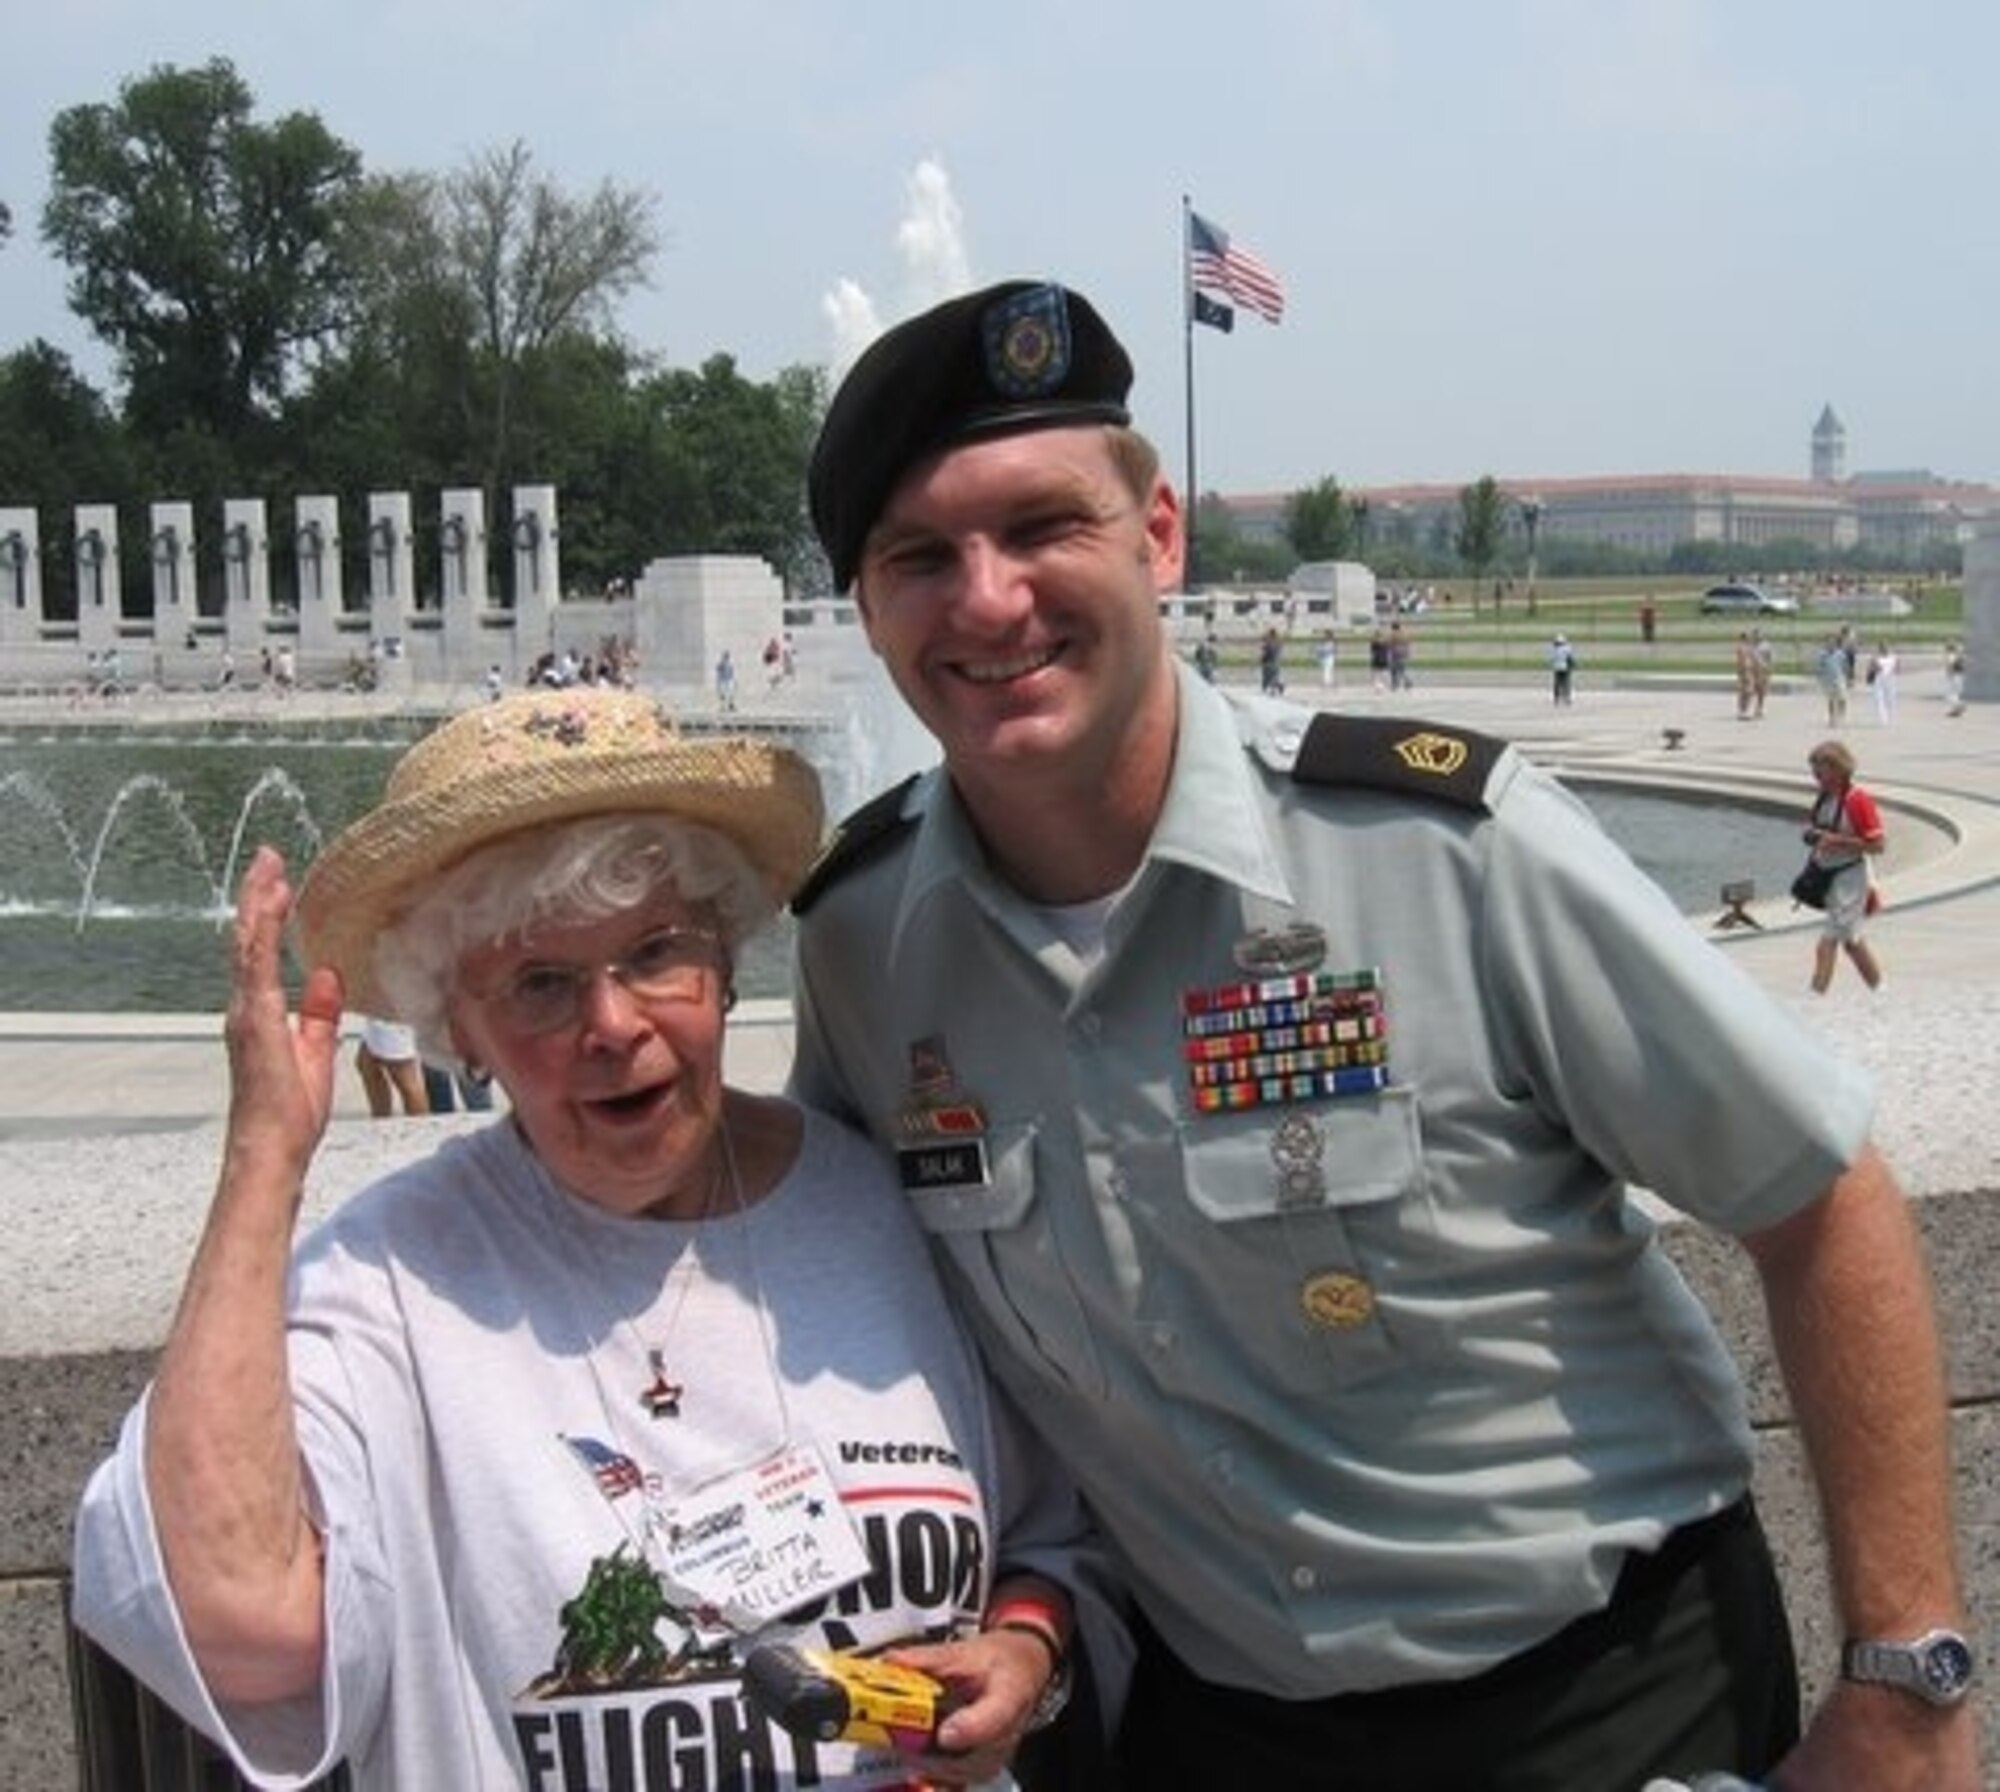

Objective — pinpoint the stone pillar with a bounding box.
[366,492,416,695]
[0,507,40,647]
[509,484,558,660]
[1965,519,1999,704]
[293,495,342,665]
[221,498,271,660]
[74,503,121,662]
[147,502,197,649]
[439,488,487,684]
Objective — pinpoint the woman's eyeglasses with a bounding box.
[470,926,724,1034]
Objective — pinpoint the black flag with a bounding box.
[1192,290,1235,334]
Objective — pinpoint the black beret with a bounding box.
[808,280,1134,591]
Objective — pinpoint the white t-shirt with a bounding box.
[75,1109,1091,1790]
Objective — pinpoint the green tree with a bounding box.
[1454,475,1505,604]
[41,59,364,444]
[434,141,657,501]
[0,342,140,620]
[0,342,128,499]
[628,353,822,575]
[318,144,660,566]
[1284,476,1352,561]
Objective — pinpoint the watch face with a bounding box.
[1924,1635,1976,1698]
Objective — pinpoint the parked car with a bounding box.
[1699,581,1800,616]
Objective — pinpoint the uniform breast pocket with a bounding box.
[1175,1088,1451,1385]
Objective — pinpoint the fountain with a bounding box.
[0,736,391,1009]
[1,702,1824,1018]
[75,773,222,924]
[0,673,933,1012]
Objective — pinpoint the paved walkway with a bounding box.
[2,666,1995,1197]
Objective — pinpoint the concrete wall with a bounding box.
[3,1131,1993,1780]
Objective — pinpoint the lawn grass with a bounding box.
[1187,576,1965,679]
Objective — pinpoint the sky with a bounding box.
[3,0,1996,500]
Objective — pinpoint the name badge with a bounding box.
[897,1138,992,1189]
[656,1442,870,1641]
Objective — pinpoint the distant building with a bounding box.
[1221,409,1999,563]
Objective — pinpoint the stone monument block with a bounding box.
[439,488,488,680]
[292,496,342,663]
[509,483,558,661]
[0,507,41,646]
[631,554,784,696]
[366,493,415,692]
[146,502,196,642]
[72,504,120,660]
[221,498,271,656]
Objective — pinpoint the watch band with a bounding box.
[1840,1628,1977,1706]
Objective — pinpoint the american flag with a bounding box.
[564,1433,644,1500]
[1188,211,1285,325]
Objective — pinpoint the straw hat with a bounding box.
[296,689,823,1012]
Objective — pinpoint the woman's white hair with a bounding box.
[371,813,773,1061]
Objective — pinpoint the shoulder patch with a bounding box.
[1290,713,1504,811]
[789,774,920,916]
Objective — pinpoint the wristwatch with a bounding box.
[1025,1653,1074,1731]
[1840,1628,1977,1706]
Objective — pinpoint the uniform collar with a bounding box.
[887,656,1294,956]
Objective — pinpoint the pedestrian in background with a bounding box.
[1816,635,1850,725]
[1258,627,1285,695]
[1368,623,1390,691]
[1749,629,1773,718]
[1386,621,1413,689]
[1803,738,1887,995]
[355,1015,429,1117]
[1547,632,1576,705]
[1733,631,1758,720]
[1867,641,1898,724]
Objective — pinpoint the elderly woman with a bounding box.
[1802,737,1886,994]
[74,689,1105,1790]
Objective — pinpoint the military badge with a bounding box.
[1300,1270,1376,1332]
[895,1035,992,1189]
[1233,922,1328,977]
[982,284,1073,400]
[1181,966,1389,1113]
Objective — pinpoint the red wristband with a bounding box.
[985,1598,1068,1663]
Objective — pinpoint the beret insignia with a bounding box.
[983,284,1072,399]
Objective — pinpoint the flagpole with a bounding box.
[1182,193,1199,590]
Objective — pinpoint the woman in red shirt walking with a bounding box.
[1803,739,1887,994]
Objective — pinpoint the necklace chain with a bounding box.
[541,1105,792,1480]
[634,1122,736,1417]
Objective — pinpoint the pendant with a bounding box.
[639,1348,684,1419]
